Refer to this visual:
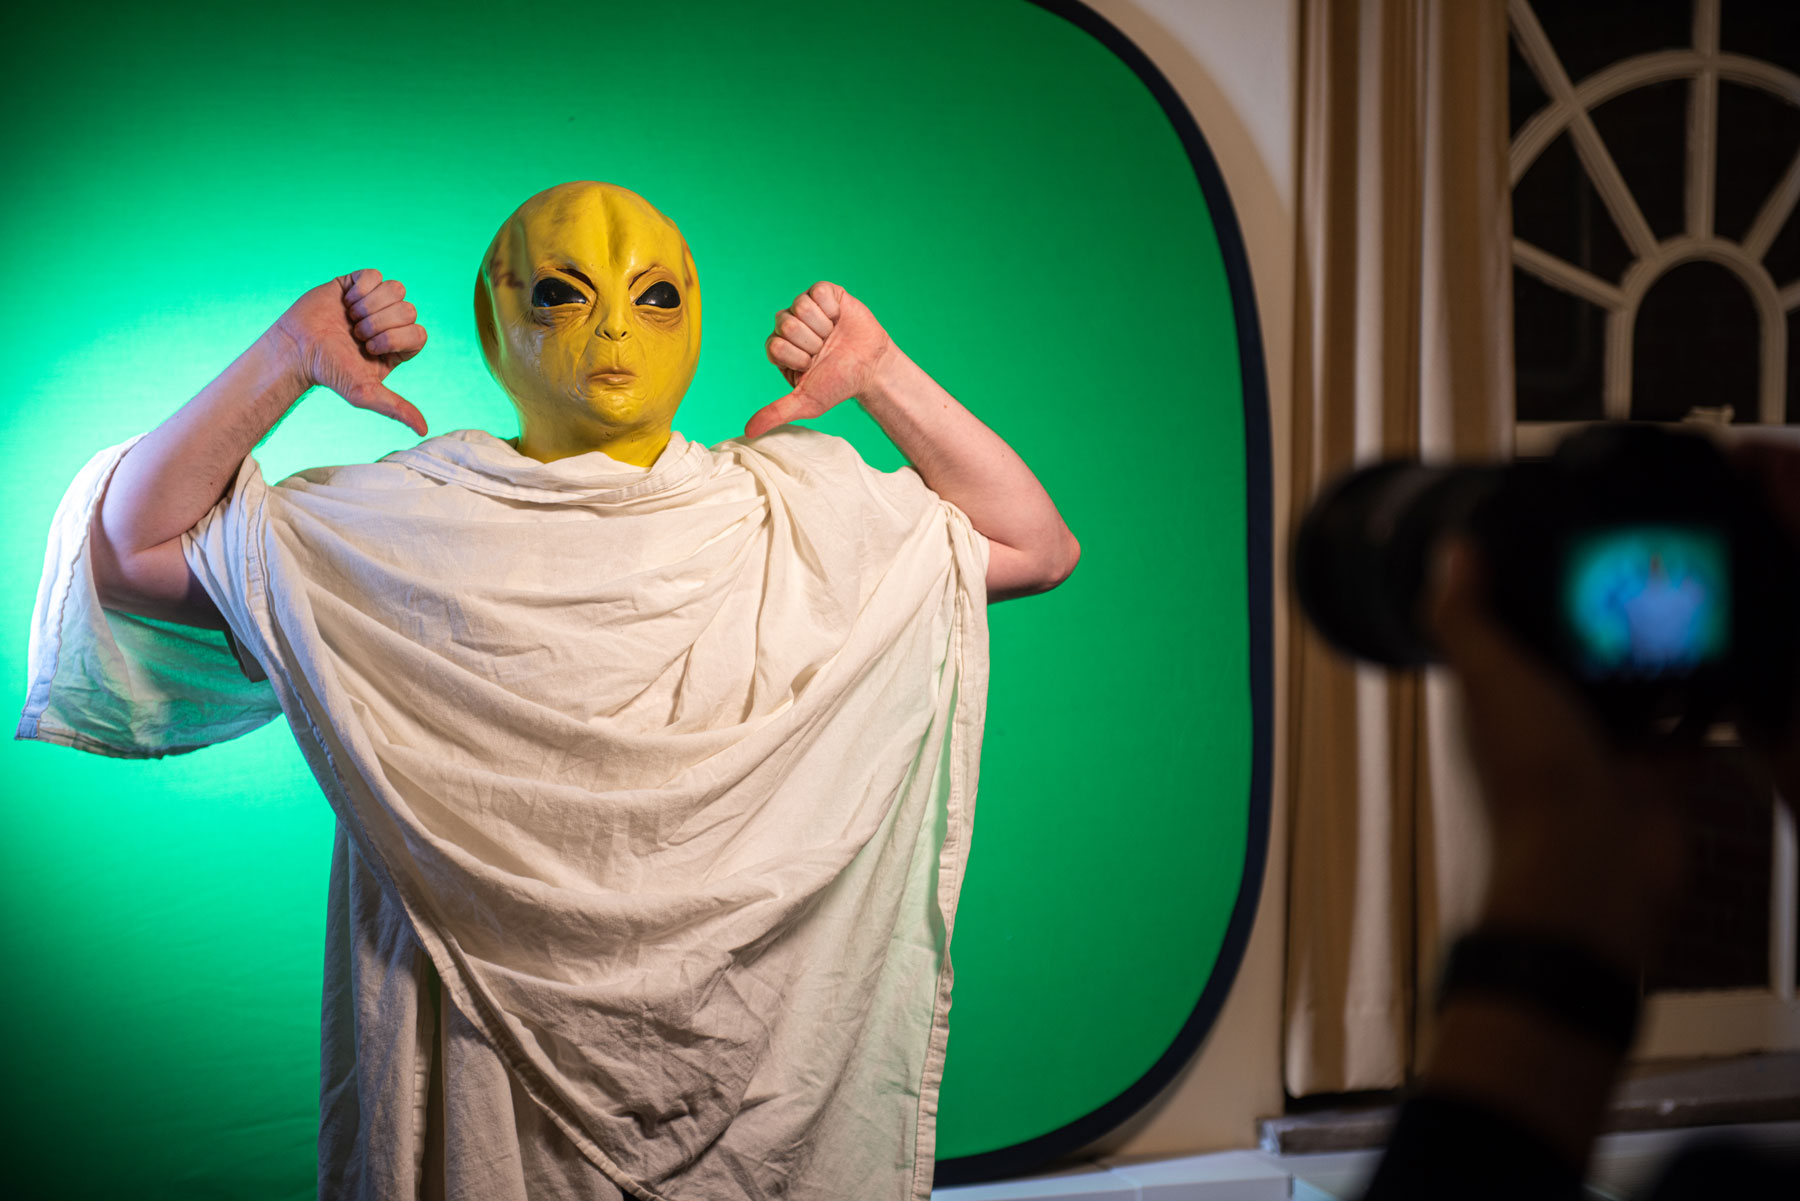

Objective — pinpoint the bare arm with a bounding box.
[1364,454,1800,1196]
[858,346,1080,600]
[747,282,1080,601]
[92,269,430,627]
[1406,543,1691,1169]
[91,330,307,628]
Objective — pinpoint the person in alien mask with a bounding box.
[18,181,1078,1201]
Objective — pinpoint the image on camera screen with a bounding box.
[1562,525,1730,679]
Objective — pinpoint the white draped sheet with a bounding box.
[18,425,989,1201]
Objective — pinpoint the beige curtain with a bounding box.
[1283,0,1515,1097]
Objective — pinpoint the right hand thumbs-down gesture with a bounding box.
[273,268,430,436]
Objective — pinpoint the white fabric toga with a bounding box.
[17,425,989,1201]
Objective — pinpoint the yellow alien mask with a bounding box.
[475,182,702,467]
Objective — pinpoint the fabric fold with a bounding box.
[16,434,283,757]
[19,422,988,1201]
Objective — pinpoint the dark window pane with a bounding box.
[1788,308,1800,424]
[1715,82,1800,244]
[1645,745,1772,994]
[1528,0,1693,87]
[1510,39,1553,137]
[1591,78,1690,242]
[1720,0,1800,80]
[1515,267,1607,420]
[1516,131,1638,282]
[1632,260,1760,422]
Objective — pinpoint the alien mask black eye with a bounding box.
[531,278,587,307]
[635,281,680,309]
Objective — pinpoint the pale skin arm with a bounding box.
[1378,450,1800,1179]
[747,282,1080,602]
[91,269,429,627]
[1414,542,1694,1169]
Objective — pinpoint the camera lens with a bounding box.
[1292,426,1800,742]
[1292,462,1500,667]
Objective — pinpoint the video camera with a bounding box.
[1293,424,1800,742]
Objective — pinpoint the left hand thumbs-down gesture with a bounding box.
[745,282,894,439]
[744,278,1080,602]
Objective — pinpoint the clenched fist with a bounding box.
[273,268,430,436]
[745,282,895,439]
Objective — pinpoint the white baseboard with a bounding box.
[933,1150,1289,1200]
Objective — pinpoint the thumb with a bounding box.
[1428,539,1531,684]
[1426,539,1491,668]
[743,391,808,440]
[349,382,429,438]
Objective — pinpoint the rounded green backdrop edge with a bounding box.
[926,0,1272,1180]
[0,0,1270,1192]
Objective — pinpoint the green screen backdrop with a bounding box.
[0,1,1271,1194]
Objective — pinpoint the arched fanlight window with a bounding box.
[1511,0,1799,432]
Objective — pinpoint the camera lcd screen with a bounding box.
[1563,525,1730,679]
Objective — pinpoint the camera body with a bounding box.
[1293,424,1800,741]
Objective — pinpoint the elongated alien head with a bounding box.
[475,181,701,466]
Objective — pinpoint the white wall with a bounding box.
[1078,0,1298,1158]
